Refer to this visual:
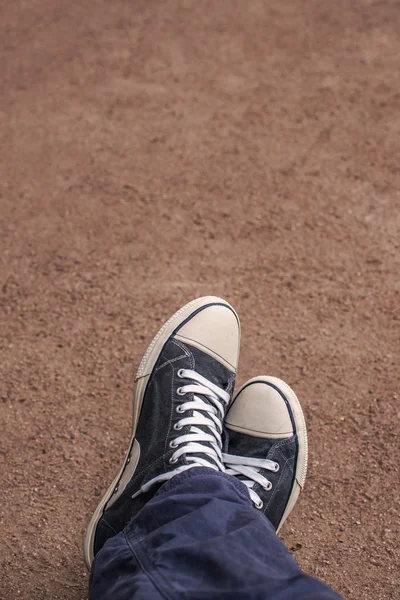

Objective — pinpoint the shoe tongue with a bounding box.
[185,394,225,469]
[224,430,276,487]
[227,429,277,461]
[175,342,235,470]
[183,343,235,394]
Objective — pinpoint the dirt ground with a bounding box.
[1,1,399,598]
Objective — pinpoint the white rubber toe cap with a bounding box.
[174,301,240,372]
[225,379,294,438]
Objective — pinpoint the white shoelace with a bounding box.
[132,368,230,499]
[223,453,280,509]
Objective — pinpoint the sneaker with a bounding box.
[84,296,240,568]
[223,376,308,531]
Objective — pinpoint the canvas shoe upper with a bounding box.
[84,296,240,568]
[223,376,308,531]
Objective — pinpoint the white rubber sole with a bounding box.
[83,296,238,569]
[232,375,308,532]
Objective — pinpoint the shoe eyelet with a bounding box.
[255,500,264,510]
[114,485,119,494]
[266,482,272,491]
[177,369,185,378]
[169,440,178,449]
[173,422,183,431]
[273,462,280,472]
[176,405,185,414]
[169,455,179,464]
[176,387,186,396]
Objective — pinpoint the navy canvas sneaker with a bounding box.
[84,296,240,568]
[223,376,308,531]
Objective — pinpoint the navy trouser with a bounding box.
[89,468,343,600]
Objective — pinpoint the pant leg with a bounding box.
[90,467,343,600]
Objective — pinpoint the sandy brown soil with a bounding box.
[1,1,399,598]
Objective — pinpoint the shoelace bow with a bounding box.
[223,453,280,509]
[133,368,230,498]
